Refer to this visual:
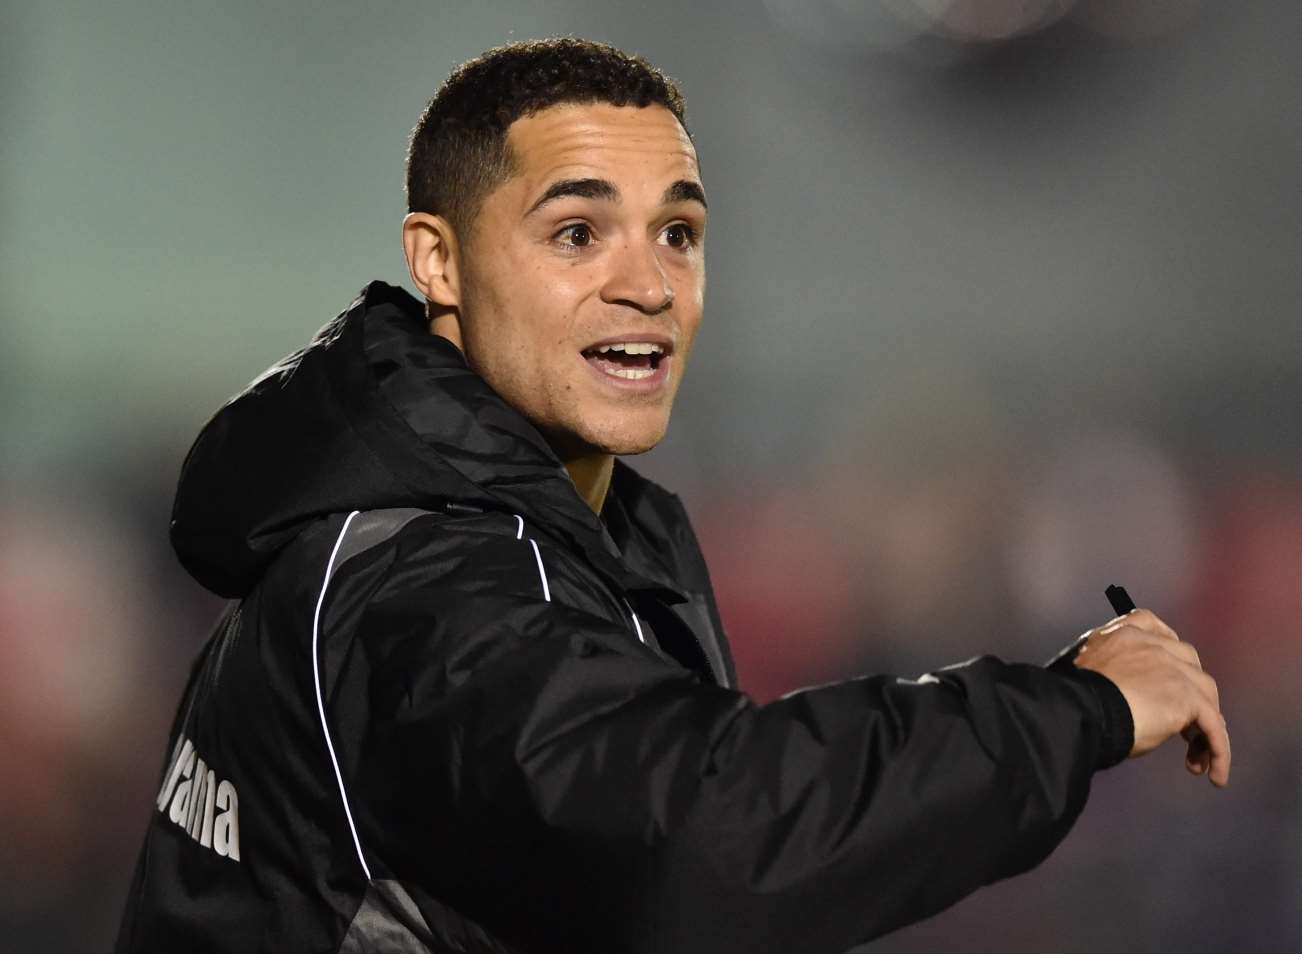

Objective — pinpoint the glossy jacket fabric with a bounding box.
[115,281,1132,954]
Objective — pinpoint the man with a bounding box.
[115,38,1229,954]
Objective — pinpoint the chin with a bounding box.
[575,414,670,457]
[603,435,662,456]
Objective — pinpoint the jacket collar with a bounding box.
[170,279,691,601]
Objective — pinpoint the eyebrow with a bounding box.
[525,177,708,217]
[663,179,708,210]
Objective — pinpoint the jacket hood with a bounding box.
[171,281,681,599]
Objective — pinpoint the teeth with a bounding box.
[608,367,656,380]
[593,342,664,355]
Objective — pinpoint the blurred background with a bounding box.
[3,0,1300,950]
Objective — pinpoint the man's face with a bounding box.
[454,102,707,458]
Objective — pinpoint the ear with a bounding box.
[402,212,463,312]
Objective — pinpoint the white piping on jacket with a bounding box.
[528,539,552,603]
[515,514,552,603]
[312,510,373,882]
[623,598,646,645]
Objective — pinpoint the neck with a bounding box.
[564,453,614,515]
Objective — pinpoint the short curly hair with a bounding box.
[405,37,689,239]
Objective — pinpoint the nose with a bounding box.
[600,237,674,315]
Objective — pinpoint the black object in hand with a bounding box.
[1105,584,1135,616]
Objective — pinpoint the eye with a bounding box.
[661,223,698,250]
[557,223,593,247]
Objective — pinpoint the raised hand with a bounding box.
[1074,608,1230,787]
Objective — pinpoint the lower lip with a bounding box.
[580,352,672,393]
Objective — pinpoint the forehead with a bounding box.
[501,102,700,202]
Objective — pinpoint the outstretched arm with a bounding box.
[341,548,1141,954]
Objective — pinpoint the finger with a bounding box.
[1127,607,1181,643]
[1197,668,1220,711]
[1109,629,1198,669]
[1190,703,1231,787]
[1098,616,1131,635]
[1158,638,1202,670]
[1182,667,1222,775]
[1176,665,1220,711]
[1185,731,1210,775]
[1110,630,1199,672]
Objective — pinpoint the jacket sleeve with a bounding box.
[340,537,1132,954]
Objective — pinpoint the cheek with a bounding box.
[464,246,602,390]
[673,259,706,315]
[678,288,706,347]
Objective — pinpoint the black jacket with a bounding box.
[116,281,1133,954]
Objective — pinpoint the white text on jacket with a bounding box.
[155,735,240,862]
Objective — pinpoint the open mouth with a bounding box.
[581,341,668,382]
